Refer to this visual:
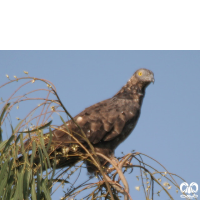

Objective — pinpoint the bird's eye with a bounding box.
[138,72,142,76]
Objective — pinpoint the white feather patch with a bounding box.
[77,116,83,123]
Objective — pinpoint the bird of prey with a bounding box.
[26,68,154,173]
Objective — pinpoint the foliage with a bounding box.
[0,72,191,200]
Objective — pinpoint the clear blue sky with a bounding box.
[0,51,199,199]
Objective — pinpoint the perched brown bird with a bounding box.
[25,68,154,173]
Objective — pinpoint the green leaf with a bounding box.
[20,133,25,155]
[13,170,24,200]
[23,168,31,199]
[49,155,57,189]
[59,116,69,131]
[0,103,10,142]
[41,179,52,200]
[14,133,21,145]
[7,158,14,178]
[38,147,43,170]
[0,172,8,196]
[30,141,36,166]
[3,135,15,154]
[5,175,14,200]
[0,103,10,123]
[0,139,8,151]
[46,127,52,152]
[0,161,9,196]
[36,169,41,200]
[39,131,51,170]
[31,178,36,200]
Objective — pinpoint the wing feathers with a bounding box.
[51,98,137,145]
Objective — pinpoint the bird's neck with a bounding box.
[114,82,147,102]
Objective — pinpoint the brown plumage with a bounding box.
[26,68,154,173]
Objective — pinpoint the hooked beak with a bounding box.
[148,74,155,84]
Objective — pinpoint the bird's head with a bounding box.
[134,68,154,85]
[114,68,154,99]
